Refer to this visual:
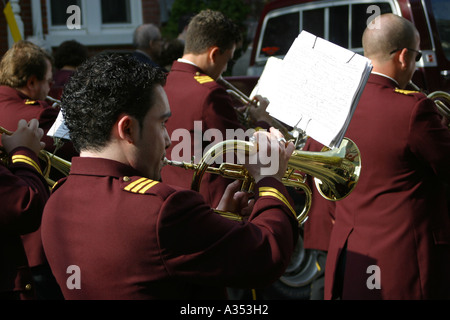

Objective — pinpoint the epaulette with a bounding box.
[25,99,39,105]
[194,72,214,85]
[122,176,160,194]
[394,88,421,95]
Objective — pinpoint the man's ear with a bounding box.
[398,48,410,70]
[208,46,220,63]
[24,75,38,97]
[116,115,137,144]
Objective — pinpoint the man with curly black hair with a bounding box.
[41,53,299,300]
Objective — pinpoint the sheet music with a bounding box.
[252,31,372,148]
[47,110,71,140]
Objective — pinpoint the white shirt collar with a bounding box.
[177,58,198,68]
[371,71,399,87]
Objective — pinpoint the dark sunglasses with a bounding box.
[389,48,422,62]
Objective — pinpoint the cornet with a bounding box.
[217,77,305,146]
[409,82,450,128]
[46,96,61,108]
[165,137,361,225]
[0,126,71,187]
[427,91,450,128]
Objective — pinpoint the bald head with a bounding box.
[363,14,418,62]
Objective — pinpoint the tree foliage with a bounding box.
[162,0,250,40]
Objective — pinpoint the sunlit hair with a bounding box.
[184,9,242,54]
[0,40,53,88]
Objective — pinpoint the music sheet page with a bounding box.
[253,31,372,148]
[47,110,71,140]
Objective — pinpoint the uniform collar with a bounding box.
[70,157,144,179]
[0,85,29,100]
[370,72,399,88]
[171,60,205,75]
[177,58,198,68]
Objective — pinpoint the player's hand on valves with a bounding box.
[216,180,255,217]
[1,119,45,156]
[244,127,295,183]
[247,95,272,123]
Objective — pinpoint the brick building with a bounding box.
[0,0,163,57]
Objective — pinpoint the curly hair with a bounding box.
[61,53,166,153]
[0,40,53,88]
[184,9,242,54]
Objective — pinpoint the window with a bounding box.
[302,8,324,39]
[45,0,143,47]
[101,0,131,24]
[329,6,349,48]
[50,0,82,26]
[430,0,450,60]
[260,12,299,58]
[256,1,395,67]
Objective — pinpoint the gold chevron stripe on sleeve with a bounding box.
[259,187,297,219]
[11,155,43,175]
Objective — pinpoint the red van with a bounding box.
[244,0,450,93]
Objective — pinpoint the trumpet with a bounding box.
[164,137,361,224]
[217,77,304,146]
[427,91,450,128]
[409,82,450,128]
[46,96,61,108]
[0,126,71,187]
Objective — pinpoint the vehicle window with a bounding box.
[351,3,392,48]
[303,8,324,38]
[260,12,300,58]
[430,0,450,60]
[330,6,349,48]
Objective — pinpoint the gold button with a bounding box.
[196,72,200,76]
[123,176,131,182]
[25,284,32,291]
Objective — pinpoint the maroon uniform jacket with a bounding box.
[41,157,299,300]
[0,85,78,270]
[0,86,76,161]
[301,138,335,253]
[161,61,254,208]
[0,147,49,299]
[322,74,450,299]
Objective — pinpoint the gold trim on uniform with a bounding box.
[11,155,42,175]
[194,75,214,84]
[394,88,420,95]
[123,177,159,194]
[259,186,297,219]
[25,99,38,105]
